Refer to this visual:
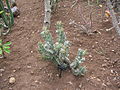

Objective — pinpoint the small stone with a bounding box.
[63,5,66,8]
[113,77,117,81]
[9,87,13,90]
[90,76,96,79]
[69,20,75,25]
[56,74,59,77]
[102,83,107,87]
[79,84,82,88]
[18,67,21,69]
[111,70,114,73]
[95,42,98,44]
[31,51,33,53]
[0,69,5,72]
[39,68,42,70]
[27,66,32,69]
[92,45,95,48]
[9,77,16,84]
[30,71,34,75]
[102,64,107,67]
[32,31,35,34]
[104,19,109,22]
[35,80,38,83]
[23,19,26,22]
[106,82,111,86]
[111,50,115,52]
[13,70,16,73]
[0,73,2,77]
[106,58,110,60]
[67,81,73,85]
[17,16,20,18]
[106,29,110,31]
[48,73,52,77]
[89,55,92,58]
[43,71,46,73]
[96,78,101,81]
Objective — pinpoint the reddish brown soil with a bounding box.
[0,0,120,90]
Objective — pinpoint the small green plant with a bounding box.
[0,40,11,58]
[0,0,14,35]
[38,21,86,77]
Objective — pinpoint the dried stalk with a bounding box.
[71,0,78,8]
[44,0,51,28]
[106,0,120,35]
[78,5,93,34]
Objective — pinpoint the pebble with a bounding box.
[13,70,16,73]
[111,70,114,73]
[27,66,32,69]
[96,78,101,82]
[39,82,42,84]
[17,16,20,18]
[102,83,107,87]
[67,81,73,85]
[90,76,96,79]
[79,84,82,88]
[31,51,33,53]
[0,73,2,77]
[0,69,5,72]
[18,67,21,70]
[63,5,66,8]
[9,87,13,90]
[9,77,16,84]
[56,74,59,77]
[106,82,111,86]
[35,80,39,84]
[106,29,110,31]
[30,71,34,75]
[95,42,98,44]
[102,64,107,67]
[32,31,35,34]
[89,55,92,58]
[69,20,75,25]
[111,50,115,52]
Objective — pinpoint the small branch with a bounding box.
[89,6,93,28]
[106,22,120,31]
[71,0,78,8]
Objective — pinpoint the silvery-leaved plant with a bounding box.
[38,21,86,77]
[70,49,86,76]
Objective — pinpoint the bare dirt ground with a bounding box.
[0,0,120,90]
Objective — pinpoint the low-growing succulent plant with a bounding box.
[0,40,11,58]
[38,21,86,77]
